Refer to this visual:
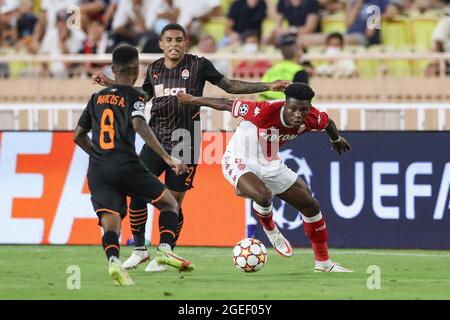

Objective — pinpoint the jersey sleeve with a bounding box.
[130,94,147,121]
[141,66,154,98]
[230,99,270,123]
[201,58,224,85]
[305,106,329,130]
[77,96,93,130]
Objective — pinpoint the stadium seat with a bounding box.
[356,46,383,78]
[410,18,438,50]
[381,18,412,49]
[261,18,288,39]
[203,17,227,44]
[321,14,346,34]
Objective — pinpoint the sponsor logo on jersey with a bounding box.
[238,164,246,171]
[181,69,190,80]
[259,128,298,142]
[162,87,187,97]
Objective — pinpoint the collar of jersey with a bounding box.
[280,106,294,128]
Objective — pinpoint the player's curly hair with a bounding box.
[284,83,315,101]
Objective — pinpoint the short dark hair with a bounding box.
[326,32,344,46]
[160,23,187,39]
[284,83,315,101]
[112,44,138,66]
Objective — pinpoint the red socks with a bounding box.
[302,213,329,262]
[253,202,275,231]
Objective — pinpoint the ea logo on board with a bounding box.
[181,69,190,80]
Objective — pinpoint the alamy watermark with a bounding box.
[366,265,381,290]
[66,265,81,290]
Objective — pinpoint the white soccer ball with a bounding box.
[232,238,268,273]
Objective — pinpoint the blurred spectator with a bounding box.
[346,0,400,46]
[80,19,107,54]
[40,10,86,77]
[232,30,271,77]
[175,0,222,41]
[276,0,321,33]
[316,32,357,77]
[191,34,230,74]
[425,0,450,76]
[0,0,19,47]
[31,0,80,53]
[111,0,176,49]
[266,0,322,47]
[224,0,267,47]
[16,0,38,46]
[78,0,112,31]
[258,33,309,100]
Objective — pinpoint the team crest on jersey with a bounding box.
[238,104,249,116]
[133,101,145,111]
[181,69,190,80]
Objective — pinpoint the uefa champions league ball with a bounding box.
[232,238,268,272]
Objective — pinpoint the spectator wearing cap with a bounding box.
[258,33,309,100]
[223,0,267,48]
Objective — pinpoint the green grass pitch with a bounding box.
[1,245,450,300]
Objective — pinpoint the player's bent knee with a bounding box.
[301,197,321,217]
[251,187,273,207]
[154,193,179,213]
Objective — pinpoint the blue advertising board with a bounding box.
[249,131,450,249]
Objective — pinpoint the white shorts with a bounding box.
[221,150,298,196]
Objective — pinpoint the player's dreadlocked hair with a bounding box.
[284,83,315,101]
[160,23,187,39]
[112,44,138,66]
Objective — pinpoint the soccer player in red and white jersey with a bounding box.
[177,83,352,272]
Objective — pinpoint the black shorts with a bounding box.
[139,145,197,192]
[87,159,165,223]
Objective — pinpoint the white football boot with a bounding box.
[314,260,353,272]
[122,249,150,270]
[263,225,293,257]
[108,256,135,286]
[145,258,167,272]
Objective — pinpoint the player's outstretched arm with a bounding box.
[132,117,189,175]
[325,119,351,155]
[216,77,291,94]
[73,126,96,156]
[177,93,234,112]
